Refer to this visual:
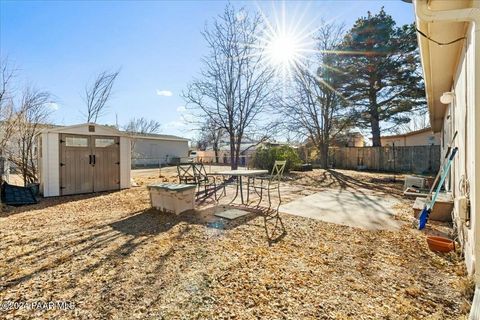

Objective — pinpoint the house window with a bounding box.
[65,137,88,147]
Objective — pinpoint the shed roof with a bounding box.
[39,123,125,136]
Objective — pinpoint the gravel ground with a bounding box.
[0,168,472,319]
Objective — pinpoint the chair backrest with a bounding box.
[271,160,286,180]
[192,163,209,182]
[177,163,208,185]
[177,163,197,184]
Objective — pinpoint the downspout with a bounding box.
[413,0,480,285]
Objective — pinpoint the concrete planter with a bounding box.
[147,183,196,215]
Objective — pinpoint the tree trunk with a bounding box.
[320,143,329,169]
[369,88,382,147]
[229,135,237,170]
[371,117,381,147]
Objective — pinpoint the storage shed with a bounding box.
[37,123,131,197]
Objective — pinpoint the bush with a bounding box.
[252,145,302,173]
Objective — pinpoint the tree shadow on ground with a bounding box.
[0,190,123,217]
[287,169,404,199]
[326,169,403,198]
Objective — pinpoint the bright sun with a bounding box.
[266,33,299,66]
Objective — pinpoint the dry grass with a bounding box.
[0,168,471,319]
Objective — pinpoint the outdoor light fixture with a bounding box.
[440,91,455,104]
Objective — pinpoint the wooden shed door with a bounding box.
[60,134,120,195]
[60,134,94,196]
[92,136,120,192]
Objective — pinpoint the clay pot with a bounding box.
[426,236,455,253]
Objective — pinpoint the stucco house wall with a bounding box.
[381,129,441,147]
[443,22,477,275]
[412,0,479,284]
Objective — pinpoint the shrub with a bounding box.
[252,145,302,173]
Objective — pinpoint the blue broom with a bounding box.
[418,147,458,230]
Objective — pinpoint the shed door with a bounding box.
[92,136,120,192]
[60,134,121,195]
[60,134,94,196]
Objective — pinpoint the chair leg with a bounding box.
[256,181,263,207]
[267,183,272,209]
[276,183,281,213]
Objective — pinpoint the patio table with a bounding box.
[214,169,268,205]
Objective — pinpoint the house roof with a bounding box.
[413,0,474,132]
[128,132,189,142]
[381,127,433,140]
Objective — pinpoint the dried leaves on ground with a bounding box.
[0,168,470,319]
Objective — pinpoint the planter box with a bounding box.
[147,183,196,215]
[413,194,454,222]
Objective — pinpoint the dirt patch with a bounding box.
[0,168,470,319]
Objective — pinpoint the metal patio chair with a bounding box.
[247,160,286,210]
[177,163,218,201]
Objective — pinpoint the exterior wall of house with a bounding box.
[349,136,365,147]
[445,23,478,275]
[381,130,441,147]
[132,138,188,168]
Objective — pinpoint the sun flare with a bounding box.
[256,3,317,82]
[265,33,301,67]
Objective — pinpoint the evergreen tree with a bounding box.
[339,8,425,146]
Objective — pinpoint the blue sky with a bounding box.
[1,0,416,139]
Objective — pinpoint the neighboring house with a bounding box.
[196,142,259,165]
[380,127,441,147]
[332,132,365,147]
[411,0,480,307]
[196,141,294,166]
[129,133,189,168]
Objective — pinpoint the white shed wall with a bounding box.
[40,132,60,197]
[120,136,131,189]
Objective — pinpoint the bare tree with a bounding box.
[184,5,275,169]
[279,22,352,168]
[9,87,52,185]
[124,117,162,151]
[0,58,18,157]
[84,70,119,123]
[124,117,161,135]
[196,118,225,163]
[394,110,430,134]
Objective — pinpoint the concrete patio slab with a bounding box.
[279,189,402,230]
[214,208,250,220]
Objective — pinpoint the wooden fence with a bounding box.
[329,145,441,174]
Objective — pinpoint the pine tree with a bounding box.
[339,8,425,146]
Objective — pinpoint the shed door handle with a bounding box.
[89,155,92,165]
[93,155,96,165]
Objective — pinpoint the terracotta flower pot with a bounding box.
[426,236,455,253]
